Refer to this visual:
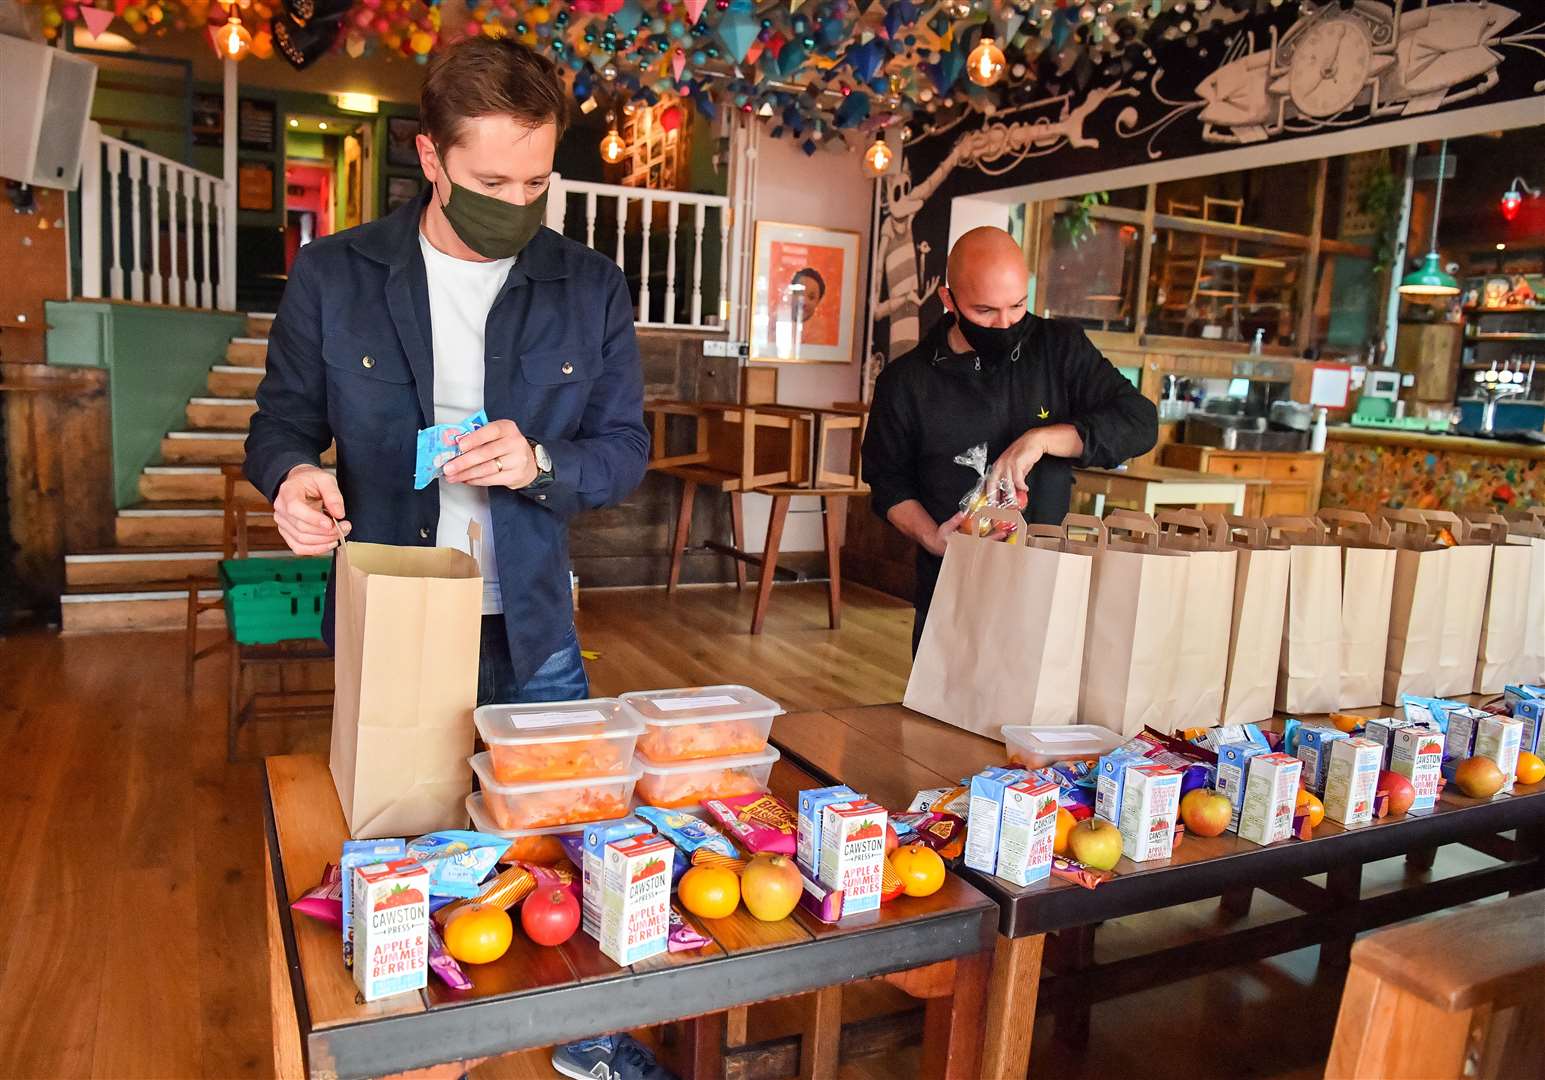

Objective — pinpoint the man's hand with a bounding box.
[923,511,966,557]
[442,418,537,489]
[274,463,350,555]
[889,503,1017,558]
[988,423,1085,497]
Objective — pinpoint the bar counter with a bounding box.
[1323,424,1545,513]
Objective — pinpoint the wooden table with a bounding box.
[263,753,995,1080]
[1073,463,1250,516]
[770,702,1545,1080]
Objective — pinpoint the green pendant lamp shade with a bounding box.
[1398,139,1459,297]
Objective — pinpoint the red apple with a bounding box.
[1066,818,1122,871]
[1378,770,1416,816]
[1179,788,1232,838]
[885,822,899,854]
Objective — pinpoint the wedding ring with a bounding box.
[493,456,504,471]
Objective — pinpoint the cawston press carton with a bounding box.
[1474,715,1523,795]
[341,837,407,968]
[797,784,858,872]
[1094,752,1147,824]
[1117,764,1182,862]
[1215,742,1269,832]
[1237,753,1303,846]
[580,816,653,939]
[599,834,673,965]
[1389,724,1445,811]
[1295,726,1349,797]
[1321,737,1382,826]
[964,767,1028,874]
[818,799,889,917]
[352,858,430,1003]
[994,776,1060,887]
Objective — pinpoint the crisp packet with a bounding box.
[703,793,798,855]
[1050,854,1113,889]
[290,863,343,927]
[668,908,711,953]
[636,806,737,859]
[955,442,1018,514]
[890,811,965,859]
[427,921,473,991]
[414,409,488,489]
[690,848,748,874]
[405,831,508,898]
[909,785,970,817]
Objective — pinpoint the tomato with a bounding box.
[520,887,580,947]
[443,903,514,965]
[888,843,945,898]
[677,865,741,920]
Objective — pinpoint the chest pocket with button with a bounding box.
[322,330,416,449]
[517,347,602,436]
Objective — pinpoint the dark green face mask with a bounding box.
[434,168,548,260]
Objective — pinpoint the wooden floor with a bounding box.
[0,582,1498,1079]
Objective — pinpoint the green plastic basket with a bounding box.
[219,556,330,645]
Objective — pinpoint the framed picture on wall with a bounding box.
[237,161,274,212]
[192,93,223,147]
[749,221,860,364]
[386,116,421,168]
[386,176,422,212]
[238,98,277,152]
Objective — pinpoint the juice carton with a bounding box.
[818,800,889,916]
[351,858,429,1002]
[341,837,407,968]
[1441,707,1490,780]
[1503,684,1543,711]
[994,777,1060,887]
[1389,724,1445,811]
[1215,742,1269,832]
[1362,717,1416,769]
[797,784,858,873]
[1116,765,1182,862]
[1296,726,1349,796]
[964,767,1028,874]
[1237,753,1303,846]
[1474,715,1523,795]
[1321,737,1382,826]
[580,816,652,939]
[1093,752,1147,824]
[1511,698,1543,758]
[598,834,673,965]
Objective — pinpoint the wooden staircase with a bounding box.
[61,313,332,632]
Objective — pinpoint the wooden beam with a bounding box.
[1298,156,1330,350]
[1134,182,1157,338]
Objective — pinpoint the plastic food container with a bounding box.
[634,745,781,810]
[464,793,578,865]
[474,698,642,783]
[470,752,642,831]
[1002,725,1124,769]
[621,685,784,763]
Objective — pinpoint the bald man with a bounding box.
[863,226,1157,652]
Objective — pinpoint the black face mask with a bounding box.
[945,288,1030,362]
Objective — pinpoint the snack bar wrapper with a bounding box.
[954,442,1019,515]
[415,410,488,490]
[636,806,738,859]
[427,921,474,991]
[290,863,344,927]
[702,793,798,855]
[890,811,965,859]
[668,908,712,953]
[405,830,508,898]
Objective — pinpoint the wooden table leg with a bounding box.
[1405,846,1438,872]
[227,639,243,763]
[724,1006,748,1049]
[750,495,790,635]
[1219,886,1255,917]
[821,495,842,630]
[265,845,305,1080]
[981,933,1044,1080]
[681,1011,725,1080]
[920,950,989,1080]
[1320,862,1364,969]
[668,480,698,592]
[1052,925,1094,1048]
[729,491,747,591]
[799,986,842,1080]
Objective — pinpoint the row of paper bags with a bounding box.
[905,506,1545,741]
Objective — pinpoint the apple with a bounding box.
[740,853,803,921]
[1377,770,1416,816]
[1179,788,1232,838]
[1066,818,1122,871]
[1454,755,1505,799]
[885,822,900,854]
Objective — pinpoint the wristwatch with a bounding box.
[524,438,555,490]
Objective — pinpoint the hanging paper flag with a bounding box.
[614,0,645,33]
[683,0,707,25]
[777,40,807,77]
[847,40,881,82]
[744,40,764,65]
[671,48,686,81]
[717,8,757,62]
[588,49,614,71]
[1001,12,1023,42]
[834,89,869,127]
[81,5,115,37]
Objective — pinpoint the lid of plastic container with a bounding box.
[465,793,591,839]
[469,752,644,795]
[474,698,641,745]
[634,744,781,776]
[620,685,784,726]
[1000,725,1124,754]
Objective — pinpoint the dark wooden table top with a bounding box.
[264,753,995,1079]
[771,703,1545,938]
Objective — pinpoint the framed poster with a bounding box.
[238,161,275,212]
[238,97,277,152]
[750,221,860,364]
[386,175,421,212]
[192,93,223,147]
[386,116,421,168]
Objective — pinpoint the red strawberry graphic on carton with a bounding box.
[373,883,424,911]
[630,856,667,884]
[848,819,885,842]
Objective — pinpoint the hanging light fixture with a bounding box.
[1399,139,1459,298]
[1499,176,1540,222]
[218,11,253,60]
[599,114,626,165]
[862,133,893,178]
[967,36,1006,87]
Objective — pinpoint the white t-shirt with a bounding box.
[419,231,514,615]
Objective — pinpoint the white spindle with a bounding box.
[613,194,627,270]
[213,185,227,312]
[79,123,102,299]
[717,204,730,328]
[106,142,124,301]
[199,176,214,309]
[691,202,705,327]
[147,159,162,304]
[663,201,679,326]
[543,172,567,233]
[585,191,596,249]
[127,151,145,301]
[182,170,196,307]
[639,195,652,323]
[167,169,181,308]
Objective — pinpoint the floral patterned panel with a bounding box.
[1321,440,1545,513]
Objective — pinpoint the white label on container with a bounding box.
[648,694,742,712]
[1026,730,1097,745]
[513,709,608,730]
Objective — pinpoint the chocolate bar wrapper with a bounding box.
[1050,855,1114,889]
[668,908,712,953]
[427,922,473,991]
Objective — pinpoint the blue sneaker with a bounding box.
[550,1034,677,1080]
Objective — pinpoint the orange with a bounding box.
[1296,788,1325,830]
[1053,808,1076,855]
[1516,751,1545,787]
[889,843,946,898]
[1329,712,1364,734]
[677,865,741,920]
[442,902,513,965]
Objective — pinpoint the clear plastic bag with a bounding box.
[955,443,1017,515]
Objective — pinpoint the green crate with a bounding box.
[219,557,330,645]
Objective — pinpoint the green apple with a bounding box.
[1066,818,1122,871]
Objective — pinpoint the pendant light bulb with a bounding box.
[967,37,1006,86]
[1399,140,1459,298]
[599,116,626,166]
[863,135,893,178]
[220,13,252,60]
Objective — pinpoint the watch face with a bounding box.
[1288,19,1373,118]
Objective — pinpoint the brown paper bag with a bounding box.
[1318,509,1397,710]
[1079,510,1190,738]
[330,524,483,839]
[1418,510,1493,697]
[1506,510,1545,684]
[1220,518,1290,725]
[1155,510,1238,731]
[905,509,1095,738]
[1271,516,1342,714]
[1379,508,1452,705]
[1465,513,1534,693]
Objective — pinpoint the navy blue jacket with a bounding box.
[245,192,649,686]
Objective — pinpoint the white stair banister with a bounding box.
[147,158,162,305]
[639,194,652,323]
[584,190,596,249]
[690,202,704,326]
[167,168,181,308]
[182,169,196,307]
[614,192,627,270]
[663,200,678,326]
[79,123,102,299]
[127,150,145,302]
[199,176,213,309]
[106,141,123,300]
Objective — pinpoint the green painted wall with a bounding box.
[285,131,328,160]
[46,301,246,508]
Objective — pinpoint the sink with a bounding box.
[1184,416,1310,452]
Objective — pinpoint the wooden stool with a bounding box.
[749,484,868,635]
[1326,890,1545,1079]
[661,463,748,592]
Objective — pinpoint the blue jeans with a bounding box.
[477,617,590,706]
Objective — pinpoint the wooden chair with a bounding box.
[1326,890,1545,1079]
[185,464,263,692]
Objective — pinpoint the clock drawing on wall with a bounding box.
[1277,4,1397,118]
